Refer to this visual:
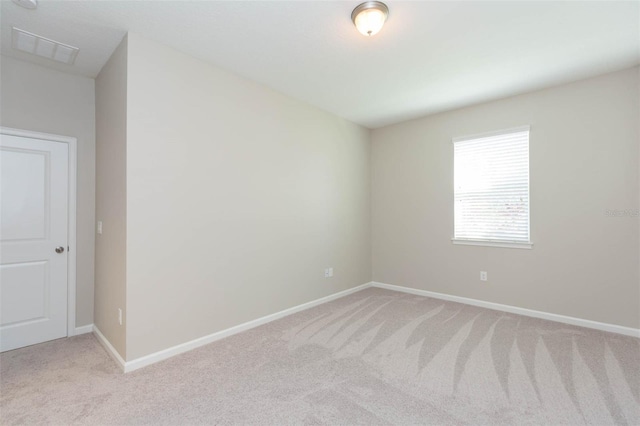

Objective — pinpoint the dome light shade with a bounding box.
[351,1,389,37]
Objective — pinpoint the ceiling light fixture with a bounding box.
[351,1,389,37]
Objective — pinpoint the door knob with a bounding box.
[55,246,65,254]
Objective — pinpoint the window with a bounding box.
[453,126,532,249]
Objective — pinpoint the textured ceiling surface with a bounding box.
[1,1,638,128]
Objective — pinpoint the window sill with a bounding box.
[451,238,533,249]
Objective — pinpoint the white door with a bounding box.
[0,134,69,352]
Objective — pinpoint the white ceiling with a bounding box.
[1,1,638,128]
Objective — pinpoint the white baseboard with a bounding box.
[112,282,372,373]
[93,326,126,372]
[73,324,94,335]
[94,280,638,373]
[372,282,640,338]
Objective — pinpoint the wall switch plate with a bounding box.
[324,267,334,278]
[480,271,488,281]
[97,221,103,235]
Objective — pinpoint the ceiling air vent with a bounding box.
[11,27,79,65]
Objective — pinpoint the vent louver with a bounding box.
[11,27,79,65]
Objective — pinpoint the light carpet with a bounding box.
[1,287,639,425]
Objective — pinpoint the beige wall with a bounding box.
[124,33,371,359]
[94,37,128,358]
[0,55,96,327]
[372,67,640,329]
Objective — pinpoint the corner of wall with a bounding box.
[94,34,128,360]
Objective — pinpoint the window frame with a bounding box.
[451,126,533,250]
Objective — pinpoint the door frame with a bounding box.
[1,126,78,337]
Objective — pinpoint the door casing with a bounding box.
[1,127,78,337]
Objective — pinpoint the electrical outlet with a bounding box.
[480,271,488,282]
[118,308,123,325]
[97,221,103,235]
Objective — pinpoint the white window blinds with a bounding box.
[453,127,530,247]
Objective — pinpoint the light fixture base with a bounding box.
[12,0,38,10]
